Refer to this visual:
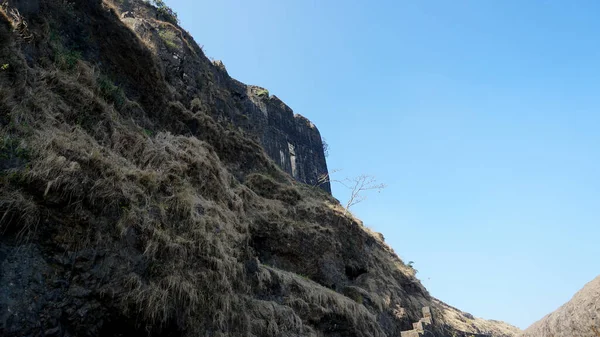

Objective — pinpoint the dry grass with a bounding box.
[21,121,254,330]
[1,60,397,333]
[19,126,253,333]
[1,30,249,332]
[0,187,40,240]
[244,173,302,205]
[0,2,522,336]
[0,3,33,43]
[257,265,387,337]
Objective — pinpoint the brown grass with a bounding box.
[0,1,521,336]
[257,265,386,337]
[244,172,302,205]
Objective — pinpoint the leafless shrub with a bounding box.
[318,169,386,216]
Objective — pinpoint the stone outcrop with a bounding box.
[115,0,330,193]
[520,275,600,337]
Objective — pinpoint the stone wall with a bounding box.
[401,307,434,337]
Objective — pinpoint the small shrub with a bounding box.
[0,137,30,161]
[244,173,301,205]
[0,136,30,174]
[322,137,329,158]
[1,64,8,71]
[49,29,81,71]
[407,261,418,275]
[158,29,178,50]
[213,59,227,72]
[143,129,154,137]
[55,49,81,71]
[342,287,364,305]
[97,76,126,108]
[298,273,310,280]
[256,89,269,98]
[146,0,178,24]
[190,97,202,111]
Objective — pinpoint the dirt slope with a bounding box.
[0,1,519,336]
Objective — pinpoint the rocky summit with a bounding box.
[1,0,519,336]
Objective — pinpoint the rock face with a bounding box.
[520,275,600,337]
[0,0,516,336]
[116,0,330,193]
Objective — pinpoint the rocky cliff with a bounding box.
[520,275,600,337]
[0,0,516,336]
[116,0,331,193]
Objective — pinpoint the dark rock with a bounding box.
[121,11,135,19]
[245,257,259,275]
[44,326,61,336]
[68,286,91,298]
[6,0,39,16]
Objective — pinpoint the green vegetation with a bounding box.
[1,63,8,71]
[256,89,269,98]
[158,29,178,49]
[147,0,178,24]
[190,97,202,111]
[55,49,81,71]
[342,286,365,305]
[298,273,310,280]
[49,30,82,71]
[143,129,154,137]
[97,76,126,108]
[0,136,30,182]
[0,136,30,161]
[407,261,418,274]
[350,292,363,305]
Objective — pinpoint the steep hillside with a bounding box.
[0,0,518,336]
[520,276,600,337]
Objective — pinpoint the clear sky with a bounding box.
[164,0,600,329]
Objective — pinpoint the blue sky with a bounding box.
[164,0,600,329]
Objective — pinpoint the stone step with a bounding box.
[400,329,422,337]
[401,306,434,337]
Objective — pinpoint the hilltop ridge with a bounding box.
[520,275,600,337]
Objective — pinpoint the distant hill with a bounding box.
[520,275,600,337]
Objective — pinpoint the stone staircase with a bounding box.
[400,307,433,337]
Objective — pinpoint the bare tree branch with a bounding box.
[315,168,342,187]
[316,171,386,216]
